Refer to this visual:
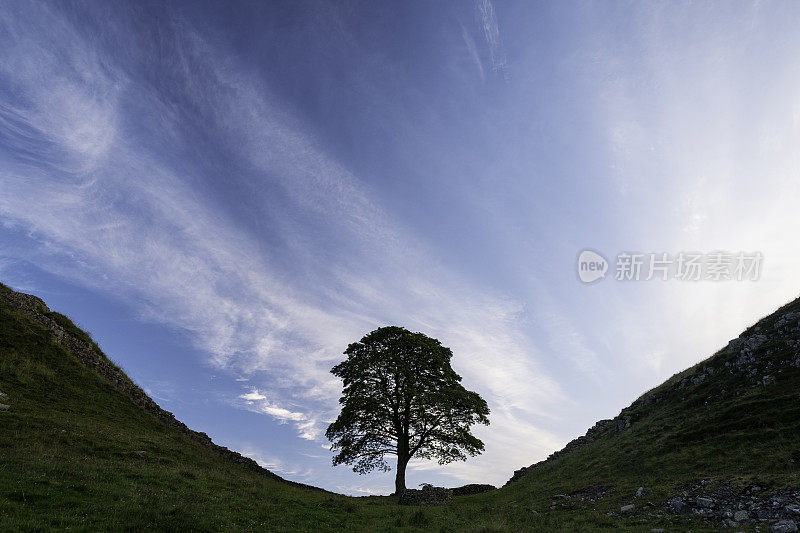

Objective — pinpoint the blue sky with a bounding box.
[2,0,800,494]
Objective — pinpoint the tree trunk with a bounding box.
[395,397,411,494]
[395,454,408,494]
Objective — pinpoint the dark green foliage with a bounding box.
[326,326,490,493]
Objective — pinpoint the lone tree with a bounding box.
[326,326,490,494]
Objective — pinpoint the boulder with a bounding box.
[636,486,648,498]
[668,499,690,514]
[696,497,714,508]
[0,404,9,411]
[773,520,798,533]
[620,504,635,513]
[759,508,775,519]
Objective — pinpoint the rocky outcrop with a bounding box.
[633,307,800,410]
[507,415,630,484]
[450,483,496,496]
[0,286,323,492]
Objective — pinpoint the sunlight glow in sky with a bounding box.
[2,1,800,494]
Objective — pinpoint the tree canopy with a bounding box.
[325,326,490,493]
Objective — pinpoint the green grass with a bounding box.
[1,283,799,531]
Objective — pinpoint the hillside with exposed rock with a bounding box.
[3,280,800,531]
[503,293,800,530]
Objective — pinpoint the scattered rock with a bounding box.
[773,519,798,533]
[760,508,776,519]
[668,499,690,514]
[0,390,7,400]
[664,481,800,527]
[697,496,714,508]
[556,485,615,504]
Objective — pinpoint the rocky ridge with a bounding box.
[506,414,631,484]
[507,297,800,486]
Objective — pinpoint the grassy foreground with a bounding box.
[2,281,799,531]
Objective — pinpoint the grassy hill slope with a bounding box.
[499,293,800,528]
[2,281,800,531]
[0,284,382,531]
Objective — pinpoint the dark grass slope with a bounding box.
[2,280,800,531]
[0,284,379,531]
[0,283,320,492]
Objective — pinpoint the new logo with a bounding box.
[577,250,608,283]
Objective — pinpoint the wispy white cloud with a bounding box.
[238,389,315,439]
[0,4,568,488]
[474,0,508,78]
[0,3,118,173]
[461,23,485,81]
[239,390,267,401]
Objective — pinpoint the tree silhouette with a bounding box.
[326,326,490,494]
